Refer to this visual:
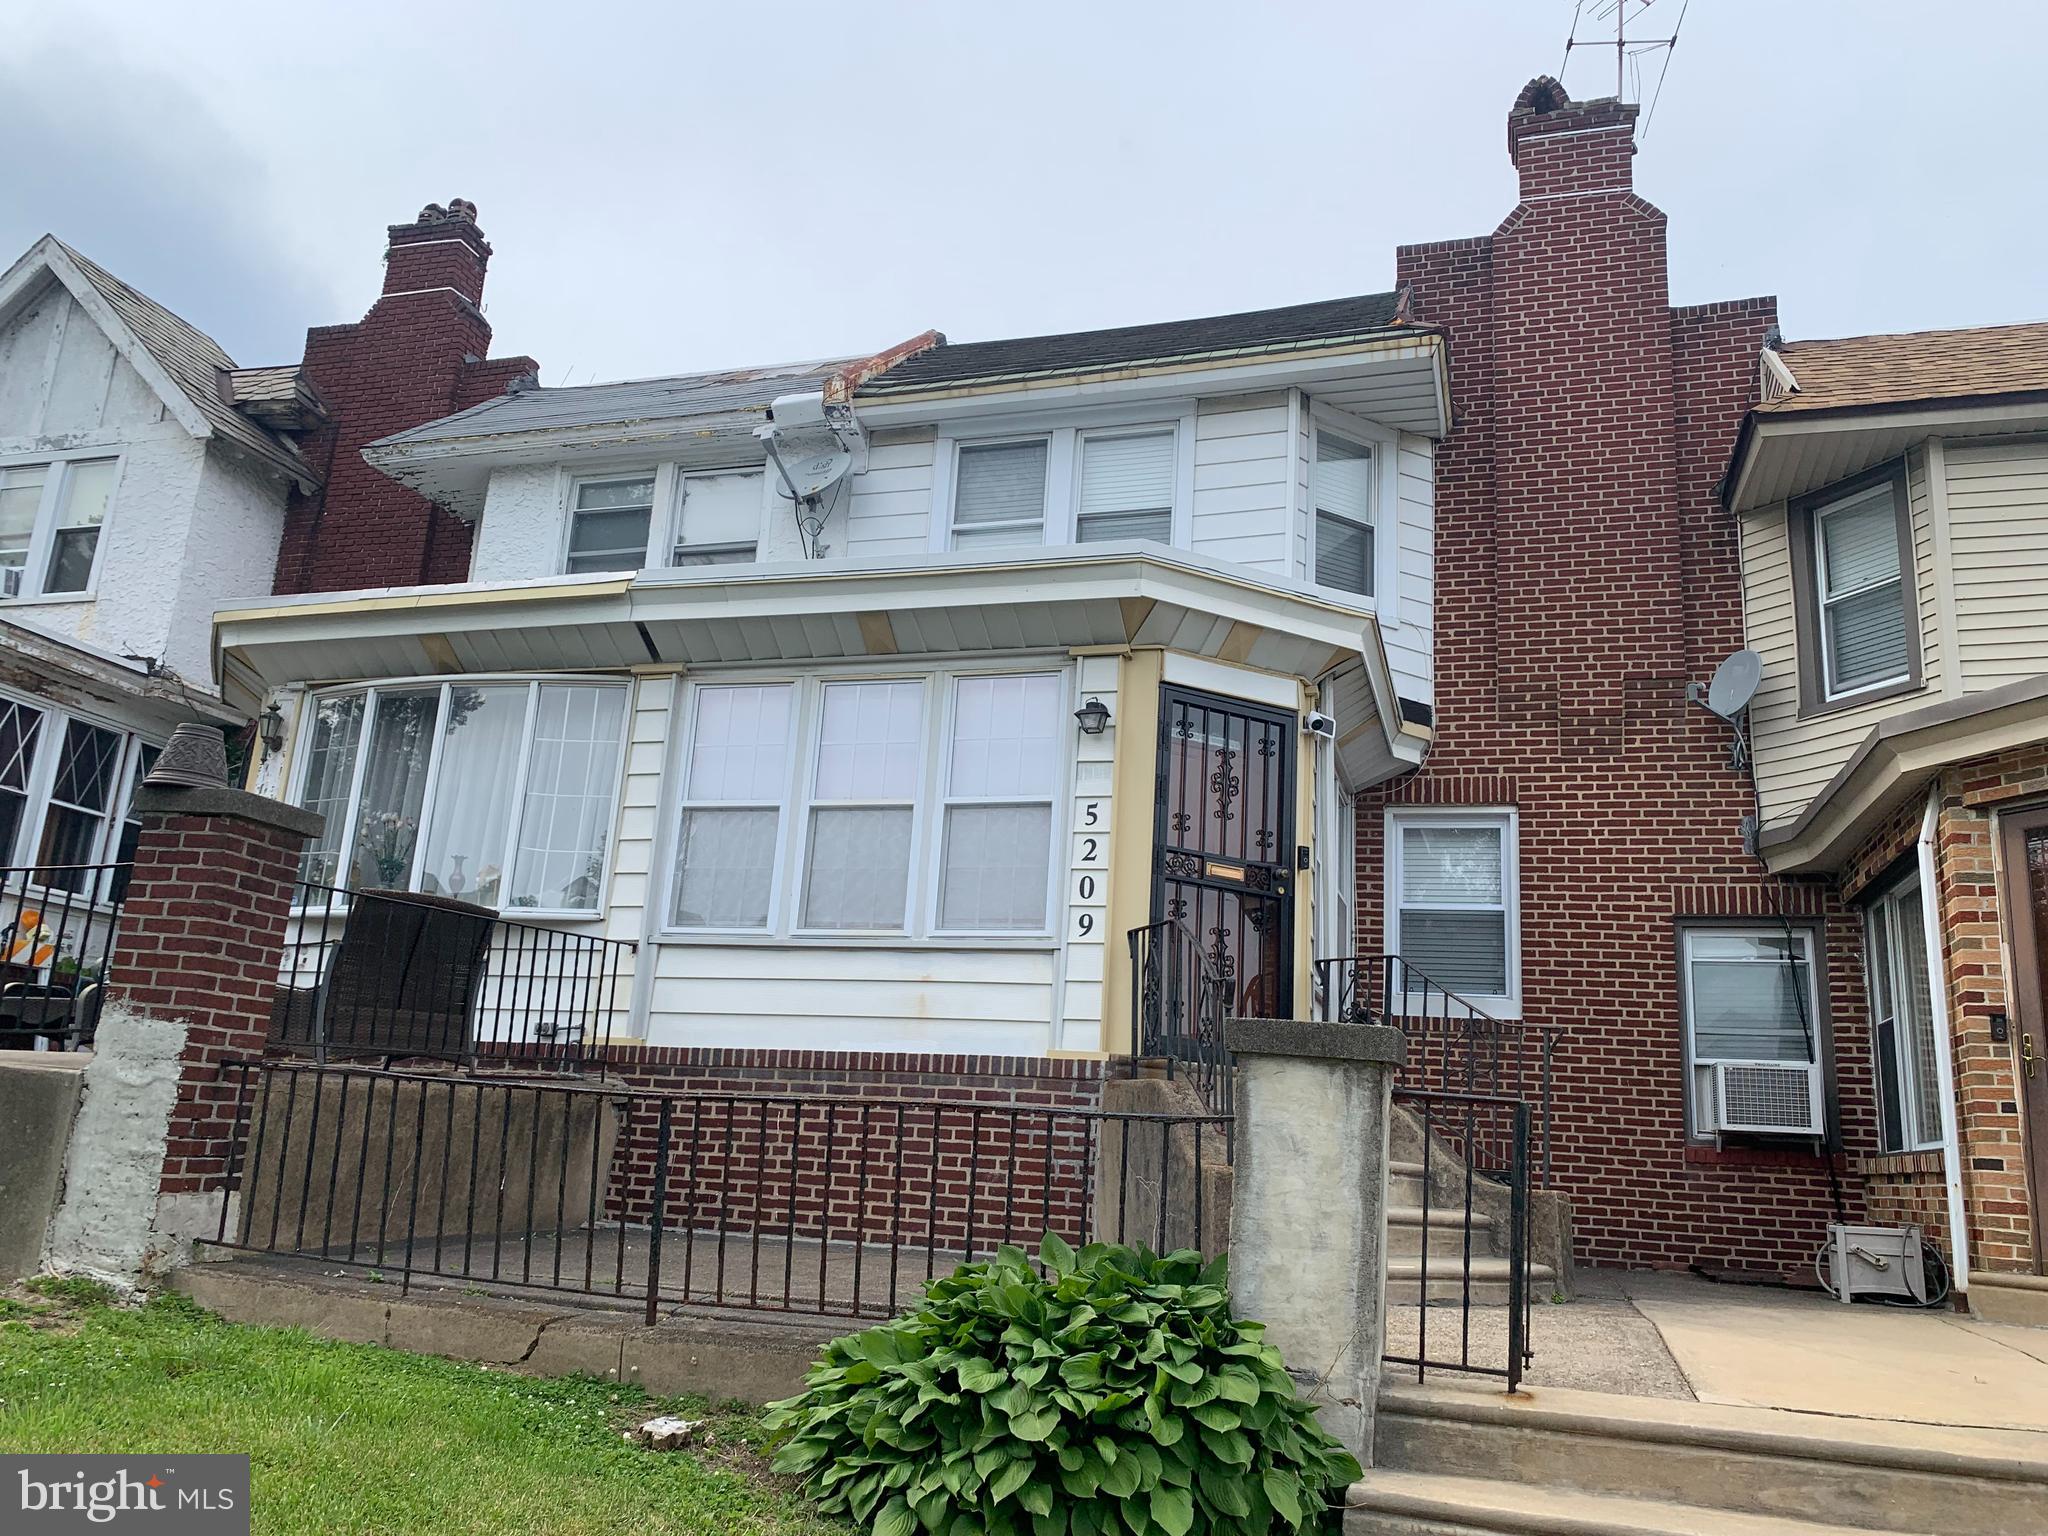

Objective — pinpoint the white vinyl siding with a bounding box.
[951,440,1049,550]
[1866,881,1942,1153]
[1947,438,2048,690]
[1679,926,1823,1139]
[1192,393,1291,572]
[1075,430,1173,544]
[1384,808,1519,1014]
[672,469,762,565]
[1815,483,1909,696]
[1312,430,1374,596]
[566,474,656,573]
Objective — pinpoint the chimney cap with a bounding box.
[413,198,480,226]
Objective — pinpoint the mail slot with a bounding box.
[1204,860,1245,883]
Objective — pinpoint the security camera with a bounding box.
[1304,712,1337,740]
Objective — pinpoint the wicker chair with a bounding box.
[269,888,496,1065]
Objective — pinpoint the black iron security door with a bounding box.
[1152,687,1296,1019]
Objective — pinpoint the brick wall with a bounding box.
[599,1048,1107,1252]
[272,204,538,595]
[1374,80,1877,1277]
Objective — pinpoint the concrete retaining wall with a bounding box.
[0,1052,88,1280]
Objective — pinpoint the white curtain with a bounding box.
[417,684,529,904]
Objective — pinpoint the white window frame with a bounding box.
[667,465,767,566]
[0,450,121,602]
[659,661,1074,946]
[562,468,662,575]
[1866,878,1943,1154]
[1812,481,1910,701]
[1677,922,1826,1142]
[666,682,796,934]
[0,682,154,893]
[286,674,632,919]
[927,670,1068,938]
[929,403,1197,554]
[1382,806,1521,1017]
[1306,402,1399,607]
[791,676,930,937]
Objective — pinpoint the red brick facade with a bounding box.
[272,202,538,594]
[112,798,315,1197]
[1372,80,1878,1277]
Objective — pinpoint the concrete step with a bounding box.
[1343,1471,1905,1536]
[1374,1382,2048,1536]
[1387,1204,1495,1257]
[1390,1159,1428,1203]
[1386,1256,1556,1307]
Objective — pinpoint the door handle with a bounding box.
[2025,1031,2040,1080]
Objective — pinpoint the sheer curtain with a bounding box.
[347,690,439,890]
[417,684,529,904]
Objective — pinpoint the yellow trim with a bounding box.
[1292,679,1317,1017]
[1101,648,1164,1057]
[1048,1049,1113,1062]
[1067,644,1133,658]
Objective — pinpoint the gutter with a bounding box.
[1916,783,1972,1296]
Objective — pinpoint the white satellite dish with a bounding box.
[765,442,854,501]
[1705,648,1763,721]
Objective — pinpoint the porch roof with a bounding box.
[0,613,240,734]
[212,545,1426,786]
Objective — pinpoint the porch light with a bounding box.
[258,702,287,759]
[1073,697,1111,735]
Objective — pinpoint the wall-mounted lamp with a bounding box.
[258,702,287,760]
[1073,697,1112,735]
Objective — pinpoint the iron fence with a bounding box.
[0,863,127,1050]
[1315,953,1560,1184]
[271,882,634,1073]
[1382,1087,1533,1394]
[210,1061,1229,1321]
[1127,918,1232,1123]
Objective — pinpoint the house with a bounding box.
[0,236,320,882]
[1729,320,2048,1324]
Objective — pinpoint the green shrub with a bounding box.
[764,1236,1360,1536]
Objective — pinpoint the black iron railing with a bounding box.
[1383,1087,1533,1394]
[210,1060,1229,1320]
[1315,953,1560,1185]
[1127,919,1232,1123]
[0,863,128,1050]
[272,882,635,1073]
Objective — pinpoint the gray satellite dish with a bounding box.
[1705,649,1762,721]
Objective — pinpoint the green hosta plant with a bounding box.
[764,1236,1360,1536]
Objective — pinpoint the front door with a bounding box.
[1152,686,1296,1019]
[2003,807,2048,1269]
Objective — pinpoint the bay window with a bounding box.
[0,457,118,598]
[1385,809,1518,1011]
[290,678,629,913]
[1867,881,1941,1153]
[666,667,1069,941]
[1312,429,1374,596]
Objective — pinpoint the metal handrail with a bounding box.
[1127,918,1233,1125]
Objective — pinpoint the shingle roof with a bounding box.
[373,357,854,447]
[56,241,313,482]
[1761,321,2048,415]
[855,290,1409,395]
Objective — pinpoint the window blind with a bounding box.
[1314,432,1374,595]
[1315,513,1373,595]
[1396,822,1508,996]
[1818,486,1907,691]
[954,441,1047,548]
[1077,431,1172,543]
[1685,931,1811,1062]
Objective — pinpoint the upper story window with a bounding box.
[1791,462,1919,711]
[566,468,765,573]
[940,412,1189,554]
[567,475,656,574]
[0,458,118,599]
[1385,808,1519,1015]
[292,678,630,914]
[1312,430,1374,596]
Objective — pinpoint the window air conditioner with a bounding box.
[1712,1060,1824,1136]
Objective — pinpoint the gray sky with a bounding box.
[5,1,2043,384]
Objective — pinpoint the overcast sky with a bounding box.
[4,1,2043,384]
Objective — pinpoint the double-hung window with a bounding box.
[800,680,925,930]
[0,689,153,892]
[670,684,792,929]
[951,440,1049,550]
[1678,926,1825,1138]
[36,720,126,873]
[1386,810,1518,1010]
[1075,430,1174,544]
[291,679,629,912]
[566,474,656,573]
[1312,430,1374,596]
[672,469,762,565]
[0,458,117,599]
[937,674,1062,931]
[1793,464,1917,708]
[1867,882,1941,1152]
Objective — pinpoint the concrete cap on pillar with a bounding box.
[1225,1018,1406,1066]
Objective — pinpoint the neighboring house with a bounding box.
[1730,320,2048,1324]
[0,236,320,880]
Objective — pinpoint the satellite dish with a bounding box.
[765,442,853,500]
[1705,649,1763,721]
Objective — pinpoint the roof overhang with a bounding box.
[1725,394,2048,513]
[1759,673,2048,874]
[0,614,240,734]
[213,547,1429,785]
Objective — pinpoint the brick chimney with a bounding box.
[272,199,541,595]
[1505,75,1641,200]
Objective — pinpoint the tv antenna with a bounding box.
[1560,0,1689,132]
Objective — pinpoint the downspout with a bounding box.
[1916,781,1972,1296]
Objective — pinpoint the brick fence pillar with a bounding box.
[44,767,319,1283]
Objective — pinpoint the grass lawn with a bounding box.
[0,1285,843,1535]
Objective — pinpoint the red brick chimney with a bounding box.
[272,200,540,594]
